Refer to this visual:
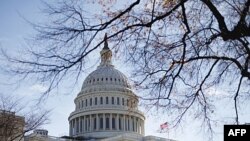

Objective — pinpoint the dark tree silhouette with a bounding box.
[2,0,250,138]
[0,95,49,141]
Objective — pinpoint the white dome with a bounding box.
[81,65,131,91]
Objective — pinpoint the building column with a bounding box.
[69,120,72,136]
[126,116,128,131]
[82,116,84,133]
[85,116,88,131]
[116,114,119,130]
[76,118,78,134]
[133,116,136,132]
[123,115,126,131]
[73,119,75,135]
[87,116,89,132]
[129,116,132,131]
[79,117,81,133]
[97,114,99,131]
[137,118,139,133]
[89,114,93,131]
[83,116,86,132]
[110,113,112,130]
[126,116,129,131]
[78,117,81,133]
[142,119,145,135]
[75,118,78,134]
[103,113,105,130]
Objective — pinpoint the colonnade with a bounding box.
[69,113,144,136]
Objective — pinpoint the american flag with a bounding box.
[160,122,168,129]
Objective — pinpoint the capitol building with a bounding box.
[24,35,175,141]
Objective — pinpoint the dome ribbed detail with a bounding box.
[81,66,131,92]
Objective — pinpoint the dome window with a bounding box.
[100,97,103,104]
[95,97,98,105]
[101,78,103,81]
[106,78,108,81]
[93,79,95,82]
[122,98,125,105]
[90,80,91,83]
[110,78,112,81]
[117,97,120,105]
[85,99,88,107]
[90,98,92,106]
[115,78,117,81]
[106,97,109,104]
[97,78,99,81]
[111,97,114,104]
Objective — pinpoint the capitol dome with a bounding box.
[68,34,145,140]
[80,64,131,94]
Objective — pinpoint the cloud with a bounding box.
[206,87,229,96]
[29,84,47,93]
[13,84,48,98]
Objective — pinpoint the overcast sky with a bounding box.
[1,1,249,141]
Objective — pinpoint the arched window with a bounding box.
[85,99,88,107]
